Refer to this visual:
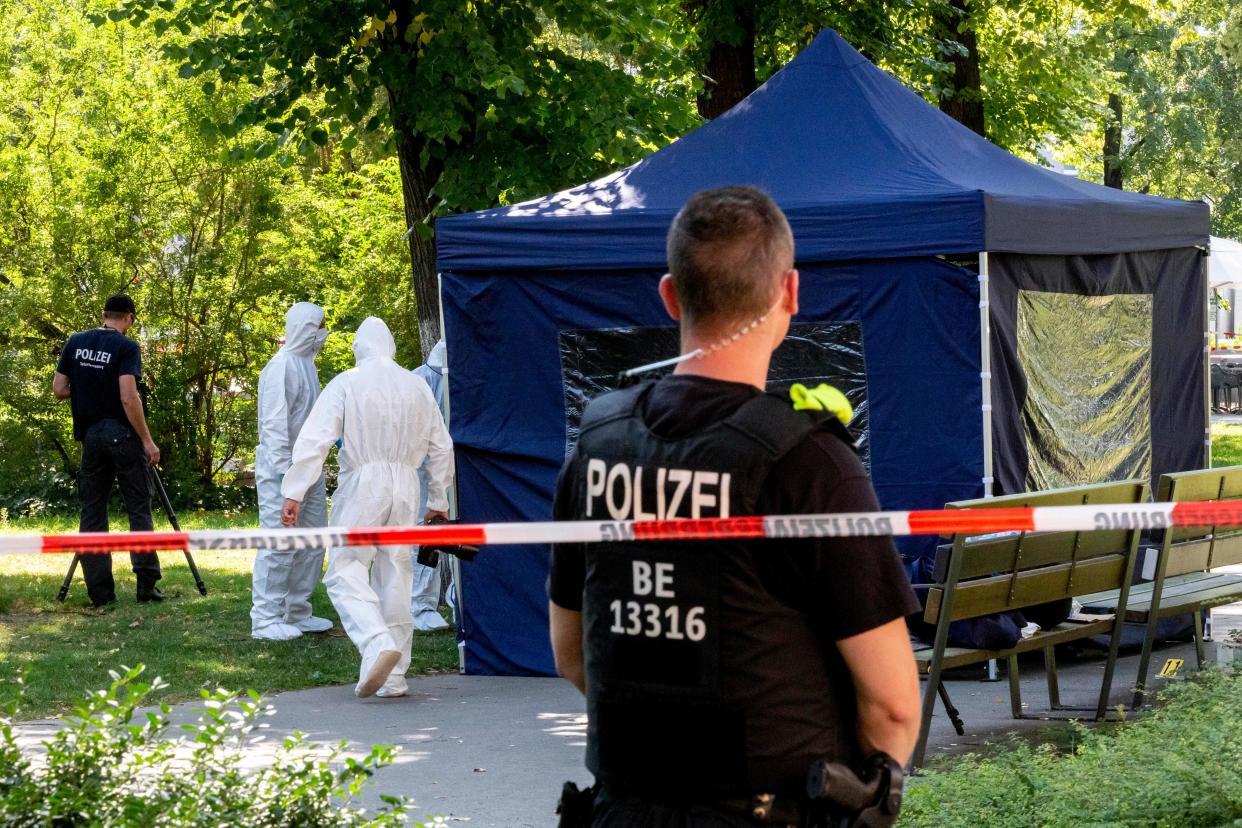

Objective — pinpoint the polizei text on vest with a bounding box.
[585,459,732,520]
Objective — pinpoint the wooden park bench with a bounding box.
[1081,465,1242,707]
[912,480,1147,767]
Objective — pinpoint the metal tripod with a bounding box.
[56,465,208,601]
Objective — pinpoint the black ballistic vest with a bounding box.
[572,382,859,800]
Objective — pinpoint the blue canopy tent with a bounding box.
[436,29,1210,676]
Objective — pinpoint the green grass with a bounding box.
[1213,422,1242,467]
[0,510,458,719]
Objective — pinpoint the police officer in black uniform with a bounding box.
[548,187,922,827]
[53,294,163,607]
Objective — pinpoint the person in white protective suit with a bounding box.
[252,302,333,641]
[410,339,453,631]
[280,317,454,698]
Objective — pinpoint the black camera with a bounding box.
[416,514,480,568]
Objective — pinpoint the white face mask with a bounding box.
[313,327,328,353]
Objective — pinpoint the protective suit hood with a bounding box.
[284,302,327,357]
[425,340,446,374]
[353,316,396,363]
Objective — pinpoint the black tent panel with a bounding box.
[558,323,871,467]
[989,249,1206,494]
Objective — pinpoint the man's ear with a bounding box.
[785,269,799,317]
[658,274,682,321]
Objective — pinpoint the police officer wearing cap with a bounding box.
[548,186,922,827]
[53,294,163,607]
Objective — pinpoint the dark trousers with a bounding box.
[77,419,160,605]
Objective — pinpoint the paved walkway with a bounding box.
[23,570,1242,825]
[19,635,1217,826]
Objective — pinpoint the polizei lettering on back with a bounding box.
[75,348,113,366]
[585,458,731,520]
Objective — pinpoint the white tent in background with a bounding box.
[1212,236,1242,288]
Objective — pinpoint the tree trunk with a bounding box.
[1103,92,1124,190]
[686,1,758,120]
[392,128,443,361]
[382,29,446,364]
[937,0,986,137]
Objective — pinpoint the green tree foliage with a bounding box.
[882,0,1161,154]
[108,0,698,355]
[1054,1,1242,233]
[679,0,954,118]
[0,0,416,510]
[671,0,1161,156]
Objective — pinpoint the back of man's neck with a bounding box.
[672,345,770,391]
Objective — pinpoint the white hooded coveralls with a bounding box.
[253,302,328,633]
[282,317,454,697]
[410,339,452,630]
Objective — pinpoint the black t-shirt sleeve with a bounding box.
[548,453,586,611]
[758,430,920,641]
[56,339,72,375]
[116,339,141,378]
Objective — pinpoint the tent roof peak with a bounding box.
[437,28,1207,271]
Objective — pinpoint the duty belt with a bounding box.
[597,786,806,826]
[714,792,804,826]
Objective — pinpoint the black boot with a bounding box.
[137,586,164,603]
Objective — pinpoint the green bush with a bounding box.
[0,666,425,827]
[901,670,1242,827]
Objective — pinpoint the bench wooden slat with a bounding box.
[925,554,1127,623]
[913,619,1116,672]
[1168,525,1242,544]
[1163,467,1242,544]
[1159,466,1242,501]
[1163,538,1215,577]
[933,529,1133,582]
[1082,572,1242,619]
[945,480,1148,513]
[1204,533,1242,569]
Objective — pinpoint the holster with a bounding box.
[556,780,598,828]
[805,753,904,828]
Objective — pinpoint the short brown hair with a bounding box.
[665,186,794,327]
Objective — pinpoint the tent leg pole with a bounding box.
[979,252,994,498]
[1205,250,1213,469]
[437,271,467,675]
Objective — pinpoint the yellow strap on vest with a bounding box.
[789,383,853,426]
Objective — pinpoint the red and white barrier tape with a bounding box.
[2,501,1241,556]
